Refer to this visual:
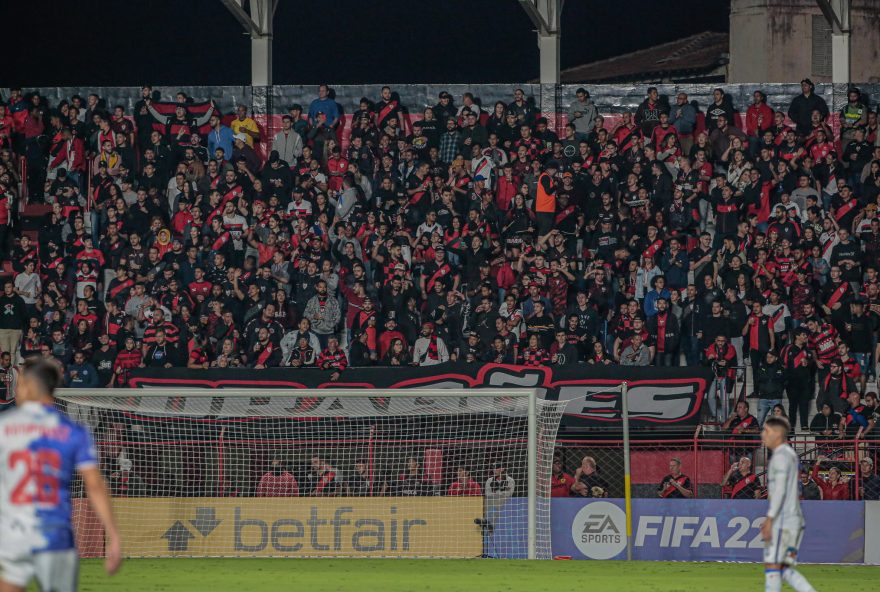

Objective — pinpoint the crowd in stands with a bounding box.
[1,80,880,427]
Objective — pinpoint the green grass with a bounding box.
[63,559,879,592]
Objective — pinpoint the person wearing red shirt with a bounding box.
[447,467,482,496]
[811,456,851,500]
[188,267,213,302]
[326,146,349,193]
[745,91,774,138]
[256,458,300,497]
[0,104,13,148]
[550,457,574,497]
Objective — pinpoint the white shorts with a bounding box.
[0,549,79,591]
[763,525,804,566]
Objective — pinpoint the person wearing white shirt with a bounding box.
[14,261,41,305]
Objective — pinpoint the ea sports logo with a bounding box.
[571,501,627,559]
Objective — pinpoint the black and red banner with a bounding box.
[129,364,712,430]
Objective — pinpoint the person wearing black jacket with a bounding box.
[810,402,841,439]
[787,79,829,137]
[0,280,27,362]
[634,87,669,137]
[781,328,815,431]
[141,328,183,368]
[348,329,373,367]
[698,299,730,351]
[647,297,679,366]
[705,88,736,131]
[755,349,785,426]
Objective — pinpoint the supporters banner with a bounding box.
[128,364,713,428]
[107,497,482,558]
[551,498,865,563]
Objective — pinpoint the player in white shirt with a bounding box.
[760,416,816,592]
[0,358,122,592]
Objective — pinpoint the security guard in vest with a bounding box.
[535,160,559,239]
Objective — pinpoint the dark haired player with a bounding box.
[760,416,816,592]
[0,357,121,592]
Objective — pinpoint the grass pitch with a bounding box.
[66,558,878,591]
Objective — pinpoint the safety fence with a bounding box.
[555,433,878,501]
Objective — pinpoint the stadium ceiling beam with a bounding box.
[816,0,851,83]
[518,0,563,85]
[221,0,277,86]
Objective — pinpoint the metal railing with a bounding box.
[555,432,877,501]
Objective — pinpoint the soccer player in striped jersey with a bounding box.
[760,416,816,592]
[0,358,121,592]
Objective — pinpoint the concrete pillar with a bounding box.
[251,35,272,87]
[250,0,273,87]
[538,33,560,85]
[519,1,562,129]
[220,0,274,87]
[831,31,850,84]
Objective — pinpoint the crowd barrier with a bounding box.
[553,498,866,563]
[73,497,876,562]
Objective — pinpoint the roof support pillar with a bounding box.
[519,0,563,128]
[817,0,851,84]
[519,0,562,84]
[221,0,276,86]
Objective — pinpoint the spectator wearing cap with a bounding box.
[232,133,260,174]
[272,114,304,165]
[788,79,829,137]
[855,457,880,501]
[755,348,785,426]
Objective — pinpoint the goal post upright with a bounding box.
[527,387,537,560]
[620,381,632,561]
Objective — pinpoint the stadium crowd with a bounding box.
[1,81,879,428]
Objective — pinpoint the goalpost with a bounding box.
[55,388,566,560]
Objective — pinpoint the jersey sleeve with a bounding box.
[72,425,99,470]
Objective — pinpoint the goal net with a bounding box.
[55,388,565,559]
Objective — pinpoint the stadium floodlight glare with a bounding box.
[56,388,566,560]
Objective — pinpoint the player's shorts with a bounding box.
[0,549,79,592]
[763,525,804,566]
